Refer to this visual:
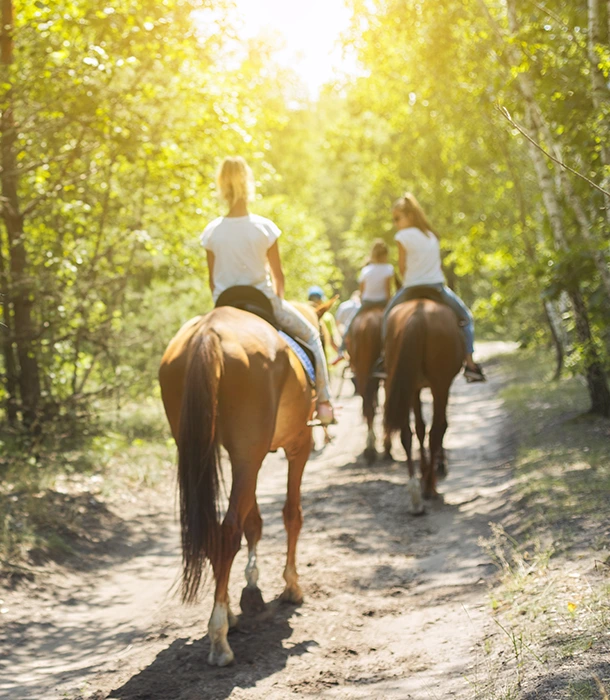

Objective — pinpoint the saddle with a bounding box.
[215,285,278,328]
[215,286,316,385]
[401,285,444,304]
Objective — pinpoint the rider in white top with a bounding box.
[202,214,280,303]
[381,192,485,382]
[202,156,335,424]
[334,239,394,362]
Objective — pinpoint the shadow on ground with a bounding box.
[107,599,316,700]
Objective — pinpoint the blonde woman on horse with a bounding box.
[382,193,485,382]
[201,156,335,424]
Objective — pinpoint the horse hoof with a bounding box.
[424,491,443,502]
[364,447,377,465]
[437,463,447,480]
[280,585,304,605]
[240,585,266,615]
[411,506,426,517]
[207,647,235,667]
[383,450,393,462]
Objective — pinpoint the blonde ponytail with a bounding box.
[216,156,255,207]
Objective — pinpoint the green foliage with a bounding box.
[1,0,609,427]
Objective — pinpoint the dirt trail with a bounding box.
[1,342,518,700]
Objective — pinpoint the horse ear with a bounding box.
[315,295,339,318]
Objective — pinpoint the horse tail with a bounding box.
[384,308,426,434]
[177,328,223,603]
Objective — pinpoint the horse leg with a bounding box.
[208,476,256,667]
[427,387,449,500]
[239,500,266,615]
[400,414,424,515]
[414,391,428,485]
[383,430,392,460]
[363,379,378,464]
[280,438,310,604]
[437,445,448,480]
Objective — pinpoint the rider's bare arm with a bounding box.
[397,244,407,278]
[267,241,285,299]
[206,250,215,295]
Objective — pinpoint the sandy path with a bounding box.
[0,342,517,700]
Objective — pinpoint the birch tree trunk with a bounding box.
[587,0,610,224]
[503,0,610,304]
[522,79,610,416]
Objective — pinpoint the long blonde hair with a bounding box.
[216,156,255,207]
[393,192,438,238]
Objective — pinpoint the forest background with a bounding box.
[1,0,610,439]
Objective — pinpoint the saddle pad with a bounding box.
[278,331,316,386]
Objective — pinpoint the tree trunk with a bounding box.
[542,302,564,381]
[568,289,610,416]
[0,236,18,424]
[502,0,610,304]
[520,71,610,415]
[587,0,610,225]
[1,0,41,424]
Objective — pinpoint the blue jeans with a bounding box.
[381,283,475,354]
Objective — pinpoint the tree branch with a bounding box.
[497,105,610,198]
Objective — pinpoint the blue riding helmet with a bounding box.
[307,285,326,301]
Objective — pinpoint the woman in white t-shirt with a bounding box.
[201,156,335,424]
[334,239,394,361]
[381,192,485,382]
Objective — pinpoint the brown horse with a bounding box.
[159,305,315,666]
[345,306,384,463]
[383,298,464,514]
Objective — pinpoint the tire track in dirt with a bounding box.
[1,342,517,700]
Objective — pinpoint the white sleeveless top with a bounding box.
[201,214,281,302]
[358,263,394,302]
[394,226,445,287]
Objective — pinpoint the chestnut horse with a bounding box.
[159,304,316,666]
[345,305,384,463]
[383,298,464,514]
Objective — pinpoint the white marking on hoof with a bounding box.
[207,602,234,666]
[407,476,424,515]
[245,548,259,588]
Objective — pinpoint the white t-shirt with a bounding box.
[394,227,445,287]
[201,214,280,302]
[358,263,394,302]
[335,298,361,329]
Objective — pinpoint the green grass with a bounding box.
[499,348,610,550]
[0,397,174,573]
[478,347,610,699]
